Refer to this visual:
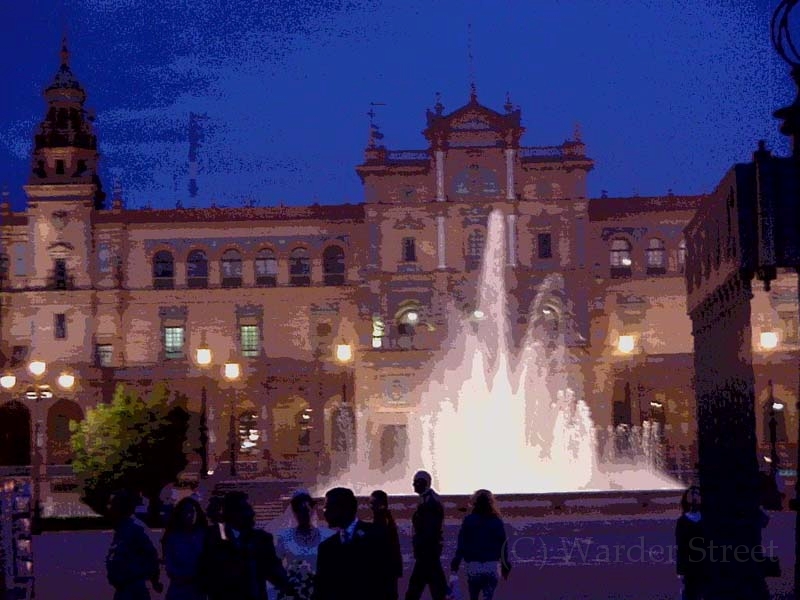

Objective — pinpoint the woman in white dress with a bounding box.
[275,490,334,600]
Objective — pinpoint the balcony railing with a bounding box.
[519,146,564,160]
[387,150,429,162]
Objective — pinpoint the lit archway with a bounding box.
[46,399,83,464]
[0,401,31,466]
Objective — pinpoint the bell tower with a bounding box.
[22,37,104,290]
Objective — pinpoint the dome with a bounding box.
[46,64,84,92]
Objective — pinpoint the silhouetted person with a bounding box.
[105,489,163,600]
[370,489,403,600]
[199,491,294,600]
[313,487,393,600]
[675,485,707,600]
[161,497,207,600]
[275,489,335,600]
[206,495,224,526]
[405,470,448,600]
[451,489,510,600]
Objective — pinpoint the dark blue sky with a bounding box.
[0,0,794,211]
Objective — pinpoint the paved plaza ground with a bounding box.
[32,511,796,599]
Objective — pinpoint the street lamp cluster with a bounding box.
[0,360,77,532]
[194,343,241,478]
[193,339,353,482]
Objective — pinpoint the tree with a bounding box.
[70,382,189,520]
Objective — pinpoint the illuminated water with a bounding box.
[326,209,678,495]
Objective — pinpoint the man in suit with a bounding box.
[199,491,295,600]
[405,470,448,600]
[314,487,393,600]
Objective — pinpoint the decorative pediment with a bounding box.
[47,241,74,258]
[451,113,492,131]
[393,213,426,230]
[601,227,647,242]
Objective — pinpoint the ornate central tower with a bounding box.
[22,38,104,290]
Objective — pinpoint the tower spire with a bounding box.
[60,34,69,67]
[367,102,385,148]
[467,22,477,102]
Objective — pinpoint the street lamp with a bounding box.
[765,380,784,511]
[2,361,77,533]
[195,343,211,479]
[223,360,241,477]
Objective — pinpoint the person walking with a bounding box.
[105,489,163,600]
[275,490,335,600]
[675,485,707,600]
[370,489,403,600]
[161,497,208,600]
[450,489,510,600]
[313,487,394,600]
[199,491,295,600]
[405,470,448,600]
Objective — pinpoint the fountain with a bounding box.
[326,209,679,496]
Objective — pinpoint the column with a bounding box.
[435,150,445,202]
[506,213,517,267]
[436,215,446,269]
[505,148,515,200]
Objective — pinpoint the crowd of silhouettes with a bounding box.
[104,468,513,600]
[105,480,783,600]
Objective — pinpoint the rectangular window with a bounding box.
[54,259,67,289]
[10,346,28,366]
[54,314,67,339]
[55,160,65,175]
[163,326,185,359]
[12,244,26,277]
[98,242,111,274]
[538,233,553,259]
[240,325,260,357]
[96,344,114,367]
[402,237,417,263]
[780,313,798,343]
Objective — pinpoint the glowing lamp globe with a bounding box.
[760,332,779,350]
[223,362,241,381]
[336,343,353,363]
[28,360,46,377]
[196,346,212,366]
[617,335,635,354]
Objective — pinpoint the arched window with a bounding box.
[465,229,484,272]
[395,301,421,349]
[298,407,313,451]
[238,411,260,456]
[0,253,8,288]
[289,248,310,286]
[763,398,788,443]
[323,246,346,286]
[187,250,208,288]
[645,238,666,275]
[153,250,174,289]
[678,239,687,273]
[255,248,278,287]
[609,238,632,278]
[221,249,242,288]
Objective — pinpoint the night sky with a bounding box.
[0,0,794,212]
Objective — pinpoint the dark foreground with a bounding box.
[34,511,795,600]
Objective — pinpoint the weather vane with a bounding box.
[772,0,800,155]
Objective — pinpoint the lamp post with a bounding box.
[764,379,784,512]
[335,341,353,403]
[1,361,76,534]
[223,360,241,477]
[195,343,211,479]
[771,0,800,591]
[334,341,354,464]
